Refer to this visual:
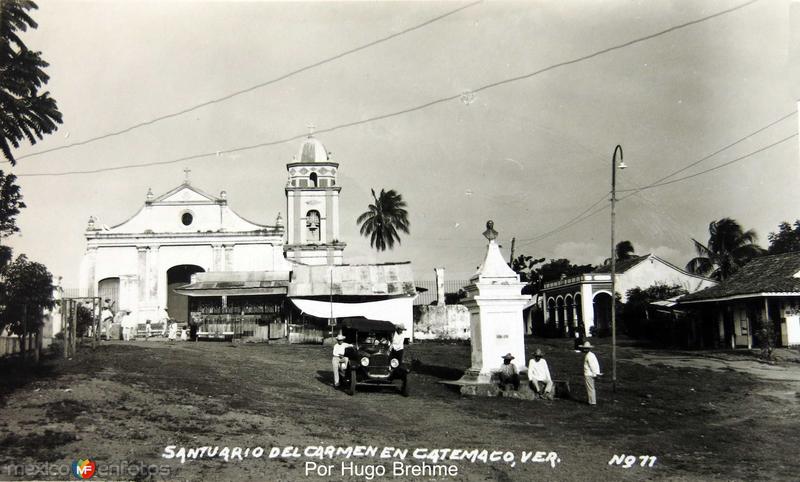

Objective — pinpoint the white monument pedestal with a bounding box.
[456,238,531,386]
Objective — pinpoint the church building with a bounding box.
[78,134,416,340]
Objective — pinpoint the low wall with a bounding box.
[413,305,470,340]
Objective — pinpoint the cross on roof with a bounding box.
[183,168,191,183]
[306,123,316,137]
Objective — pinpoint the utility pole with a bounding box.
[610,144,626,393]
[70,300,77,357]
[63,299,70,359]
[509,237,516,264]
[22,304,27,362]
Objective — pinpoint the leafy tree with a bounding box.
[0,254,54,358]
[509,254,545,294]
[767,221,800,254]
[615,240,635,261]
[356,188,410,251]
[621,283,687,339]
[443,289,467,305]
[1,0,63,164]
[539,258,595,284]
[75,303,94,337]
[686,218,765,281]
[0,171,25,268]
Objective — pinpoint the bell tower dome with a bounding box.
[284,130,345,265]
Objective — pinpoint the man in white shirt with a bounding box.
[527,349,554,400]
[390,325,406,364]
[580,341,602,406]
[332,334,352,387]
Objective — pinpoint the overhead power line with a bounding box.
[15,0,759,177]
[517,118,797,247]
[618,133,797,194]
[618,111,797,193]
[10,0,485,163]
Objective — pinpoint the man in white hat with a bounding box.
[331,334,352,388]
[498,353,520,391]
[527,349,554,400]
[580,341,602,405]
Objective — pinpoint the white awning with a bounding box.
[290,298,411,328]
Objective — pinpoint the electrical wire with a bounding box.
[15,0,759,177]
[10,0,485,163]
[517,126,797,247]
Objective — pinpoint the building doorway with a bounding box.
[593,292,612,336]
[97,277,120,310]
[167,265,204,324]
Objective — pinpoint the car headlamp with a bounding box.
[360,357,370,367]
[390,358,399,368]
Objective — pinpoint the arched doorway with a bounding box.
[575,293,584,336]
[556,297,565,336]
[565,295,575,337]
[593,292,612,336]
[547,298,556,327]
[97,277,120,309]
[167,265,205,324]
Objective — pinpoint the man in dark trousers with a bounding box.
[498,353,520,391]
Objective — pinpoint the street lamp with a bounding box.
[611,144,625,393]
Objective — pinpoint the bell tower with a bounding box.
[284,128,345,265]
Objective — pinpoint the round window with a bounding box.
[181,212,193,226]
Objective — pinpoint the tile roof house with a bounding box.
[679,252,800,348]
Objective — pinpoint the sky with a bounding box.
[6,0,800,287]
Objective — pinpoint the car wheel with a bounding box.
[347,369,357,396]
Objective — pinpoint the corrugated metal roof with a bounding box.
[175,271,290,297]
[289,263,416,298]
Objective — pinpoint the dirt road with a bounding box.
[1,338,797,481]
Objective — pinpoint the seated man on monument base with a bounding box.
[497,353,520,391]
[527,348,555,400]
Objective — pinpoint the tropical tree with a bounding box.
[1,0,63,165]
[686,218,765,281]
[356,188,410,251]
[767,220,800,254]
[538,258,595,284]
[0,254,54,359]
[509,254,545,294]
[0,171,25,268]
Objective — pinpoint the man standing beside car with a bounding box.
[332,334,351,388]
[390,325,406,364]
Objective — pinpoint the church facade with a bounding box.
[77,134,414,337]
[78,179,291,327]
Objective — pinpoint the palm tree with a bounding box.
[615,240,635,261]
[356,189,410,251]
[1,0,63,164]
[686,218,765,281]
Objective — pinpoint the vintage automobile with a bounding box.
[336,317,409,397]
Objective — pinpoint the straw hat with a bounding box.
[335,334,346,341]
[501,353,515,360]
[579,341,594,350]
[534,349,544,357]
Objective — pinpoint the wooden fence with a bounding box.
[414,279,470,305]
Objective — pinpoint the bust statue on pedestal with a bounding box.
[456,221,531,387]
